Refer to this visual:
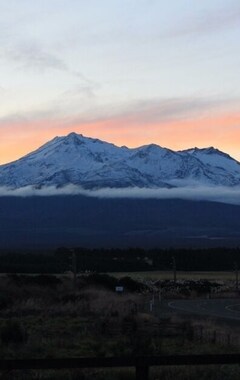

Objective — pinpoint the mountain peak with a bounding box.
[67,132,81,137]
[195,147,217,154]
[184,146,237,161]
[64,132,84,144]
[182,146,216,153]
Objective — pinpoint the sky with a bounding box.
[0,0,240,164]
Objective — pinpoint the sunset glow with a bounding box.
[1,110,240,165]
[0,0,239,165]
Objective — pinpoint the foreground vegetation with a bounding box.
[111,270,237,281]
[0,272,239,379]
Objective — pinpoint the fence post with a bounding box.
[149,300,153,313]
[135,364,149,380]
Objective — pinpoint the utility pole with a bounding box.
[71,249,77,294]
[234,261,239,292]
[172,256,176,283]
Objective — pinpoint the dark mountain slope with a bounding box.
[1,196,240,249]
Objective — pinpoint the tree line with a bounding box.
[0,247,239,273]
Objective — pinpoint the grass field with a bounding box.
[0,272,240,379]
[110,271,236,281]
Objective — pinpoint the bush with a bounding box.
[85,274,117,290]
[85,274,146,293]
[1,320,28,345]
[119,277,146,292]
[8,274,61,287]
[0,293,12,309]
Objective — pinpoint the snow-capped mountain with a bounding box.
[0,132,240,189]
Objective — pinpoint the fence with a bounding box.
[193,324,240,347]
[1,354,240,380]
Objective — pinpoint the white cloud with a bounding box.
[161,3,240,39]
[0,184,240,206]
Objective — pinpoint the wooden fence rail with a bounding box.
[1,354,240,380]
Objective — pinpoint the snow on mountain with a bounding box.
[182,147,240,172]
[0,132,240,189]
[180,147,240,186]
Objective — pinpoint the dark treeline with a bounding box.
[0,247,240,273]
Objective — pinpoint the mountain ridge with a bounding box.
[0,132,240,189]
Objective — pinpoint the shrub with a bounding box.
[8,274,61,287]
[85,274,117,291]
[0,293,12,309]
[1,320,28,345]
[119,277,146,292]
[85,274,146,293]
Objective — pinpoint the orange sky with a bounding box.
[1,0,240,168]
[0,111,240,165]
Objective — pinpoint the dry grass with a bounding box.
[0,274,146,360]
[0,273,239,380]
[110,271,236,281]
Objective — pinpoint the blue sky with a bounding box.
[0,0,240,163]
